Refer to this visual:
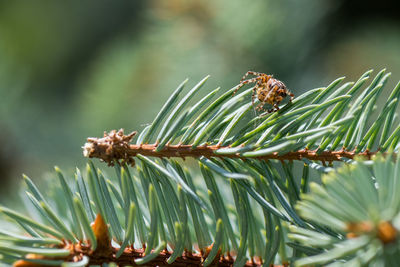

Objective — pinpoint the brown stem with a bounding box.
[13,244,266,267]
[15,213,266,266]
[86,248,259,267]
[83,129,378,166]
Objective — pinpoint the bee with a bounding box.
[233,71,294,114]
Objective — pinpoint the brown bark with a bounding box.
[13,212,285,267]
[82,129,379,167]
[84,140,375,166]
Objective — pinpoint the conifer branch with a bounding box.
[83,70,400,167]
[56,243,261,267]
[83,132,380,165]
[2,70,400,267]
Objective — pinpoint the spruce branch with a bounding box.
[289,153,400,266]
[2,69,400,267]
[84,131,381,164]
[1,160,290,266]
[83,69,400,166]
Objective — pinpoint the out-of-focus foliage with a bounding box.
[0,0,400,196]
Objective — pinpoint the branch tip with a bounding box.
[83,129,137,166]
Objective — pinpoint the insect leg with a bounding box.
[233,83,246,96]
[255,102,266,112]
[289,92,295,101]
[240,71,260,82]
[233,78,259,96]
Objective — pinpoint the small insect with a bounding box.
[233,71,294,114]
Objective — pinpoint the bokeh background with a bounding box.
[1,0,399,197]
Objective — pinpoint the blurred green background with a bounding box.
[1,0,399,196]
